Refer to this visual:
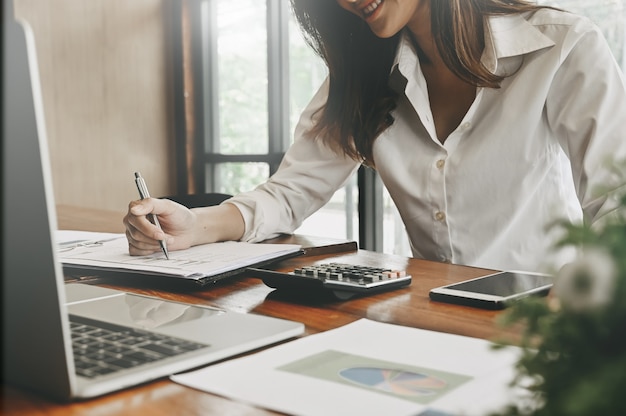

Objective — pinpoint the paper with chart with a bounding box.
[171,318,531,416]
[58,230,302,281]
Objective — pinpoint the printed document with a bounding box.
[58,230,302,282]
[172,319,531,416]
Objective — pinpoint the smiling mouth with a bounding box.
[363,0,383,18]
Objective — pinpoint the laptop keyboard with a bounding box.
[70,315,209,379]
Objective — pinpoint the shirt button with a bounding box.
[460,122,471,131]
[435,211,446,222]
[436,159,445,169]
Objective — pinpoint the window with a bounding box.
[174,0,360,245]
[176,0,626,256]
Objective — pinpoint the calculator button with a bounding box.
[257,262,411,299]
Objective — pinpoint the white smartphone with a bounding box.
[429,271,553,310]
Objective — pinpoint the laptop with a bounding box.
[1,1,304,401]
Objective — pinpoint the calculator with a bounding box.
[248,262,412,300]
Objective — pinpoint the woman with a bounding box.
[124,0,626,272]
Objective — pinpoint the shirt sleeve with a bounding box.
[546,18,626,225]
[226,78,360,242]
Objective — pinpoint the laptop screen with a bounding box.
[2,0,75,399]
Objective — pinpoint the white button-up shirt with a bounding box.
[228,9,626,273]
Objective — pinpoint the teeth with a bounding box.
[364,0,382,16]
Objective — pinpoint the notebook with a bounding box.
[58,231,304,286]
[1,2,304,401]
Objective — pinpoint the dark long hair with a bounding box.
[290,0,554,166]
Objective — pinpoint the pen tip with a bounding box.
[134,172,140,178]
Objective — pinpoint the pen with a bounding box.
[134,172,170,259]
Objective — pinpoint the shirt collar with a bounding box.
[391,13,556,76]
[482,13,555,73]
[392,31,418,77]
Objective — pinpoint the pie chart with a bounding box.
[339,367,447,397]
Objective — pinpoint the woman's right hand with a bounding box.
[124,198,196,256]
[123,198,245,256]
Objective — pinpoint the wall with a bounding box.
[14,0,176,212]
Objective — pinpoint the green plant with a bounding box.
[495,192,626,415]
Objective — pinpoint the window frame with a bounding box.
[173,0,288,191]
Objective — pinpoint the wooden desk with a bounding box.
[3,206,508,415]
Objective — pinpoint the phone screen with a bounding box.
[443,272,552,297]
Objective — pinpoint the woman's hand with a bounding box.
[123,198,245,256]
[124,198,195,256]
